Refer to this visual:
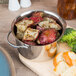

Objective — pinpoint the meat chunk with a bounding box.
[37,29,57,45]
[32,12,44,17]
[23,28,39,41]
[23,41,36,45]
[36,26,45,32]
[30,16,43,24]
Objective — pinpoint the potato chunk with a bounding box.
[43,17,56,23]
[16,29,24,40]
[15,19,34,32]
[49,22,61,30]
[23,28,39,41]
[39,21,61,30]
[39,21,49,28]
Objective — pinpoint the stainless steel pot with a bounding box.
[7,10,67,60]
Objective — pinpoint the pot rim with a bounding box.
[11,10,67,47]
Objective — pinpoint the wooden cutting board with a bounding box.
[19,43,71,76]
[19,26,73,76]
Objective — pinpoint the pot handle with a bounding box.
[7,30,29,48]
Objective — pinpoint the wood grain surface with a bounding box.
[0,0,76,76]
[0,0,8,4]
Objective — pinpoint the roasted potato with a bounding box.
[43,17,56,23]
[23,28,39,41]
[39,21,61,30]
[15,19,34,32]
[16,29,24,40]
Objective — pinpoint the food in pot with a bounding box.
[23,28,39,41]
[37,28,57,45]
[38,20,61,30]
[23,41,36,45]
[43,17,56,23]
[29,12,43,24]
[32,12,44,17]
[16,29,24,39]
[36,26,45,32]
[15,11,62,45]
[30,16,43,24]
[15,19,34,32]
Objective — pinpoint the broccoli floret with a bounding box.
[72,44,76,53]
[59,28,76,53]
[60,30,76,43]
[64,28,74,35]
[68,39,76,48]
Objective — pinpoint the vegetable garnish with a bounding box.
[59,28,76,53]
